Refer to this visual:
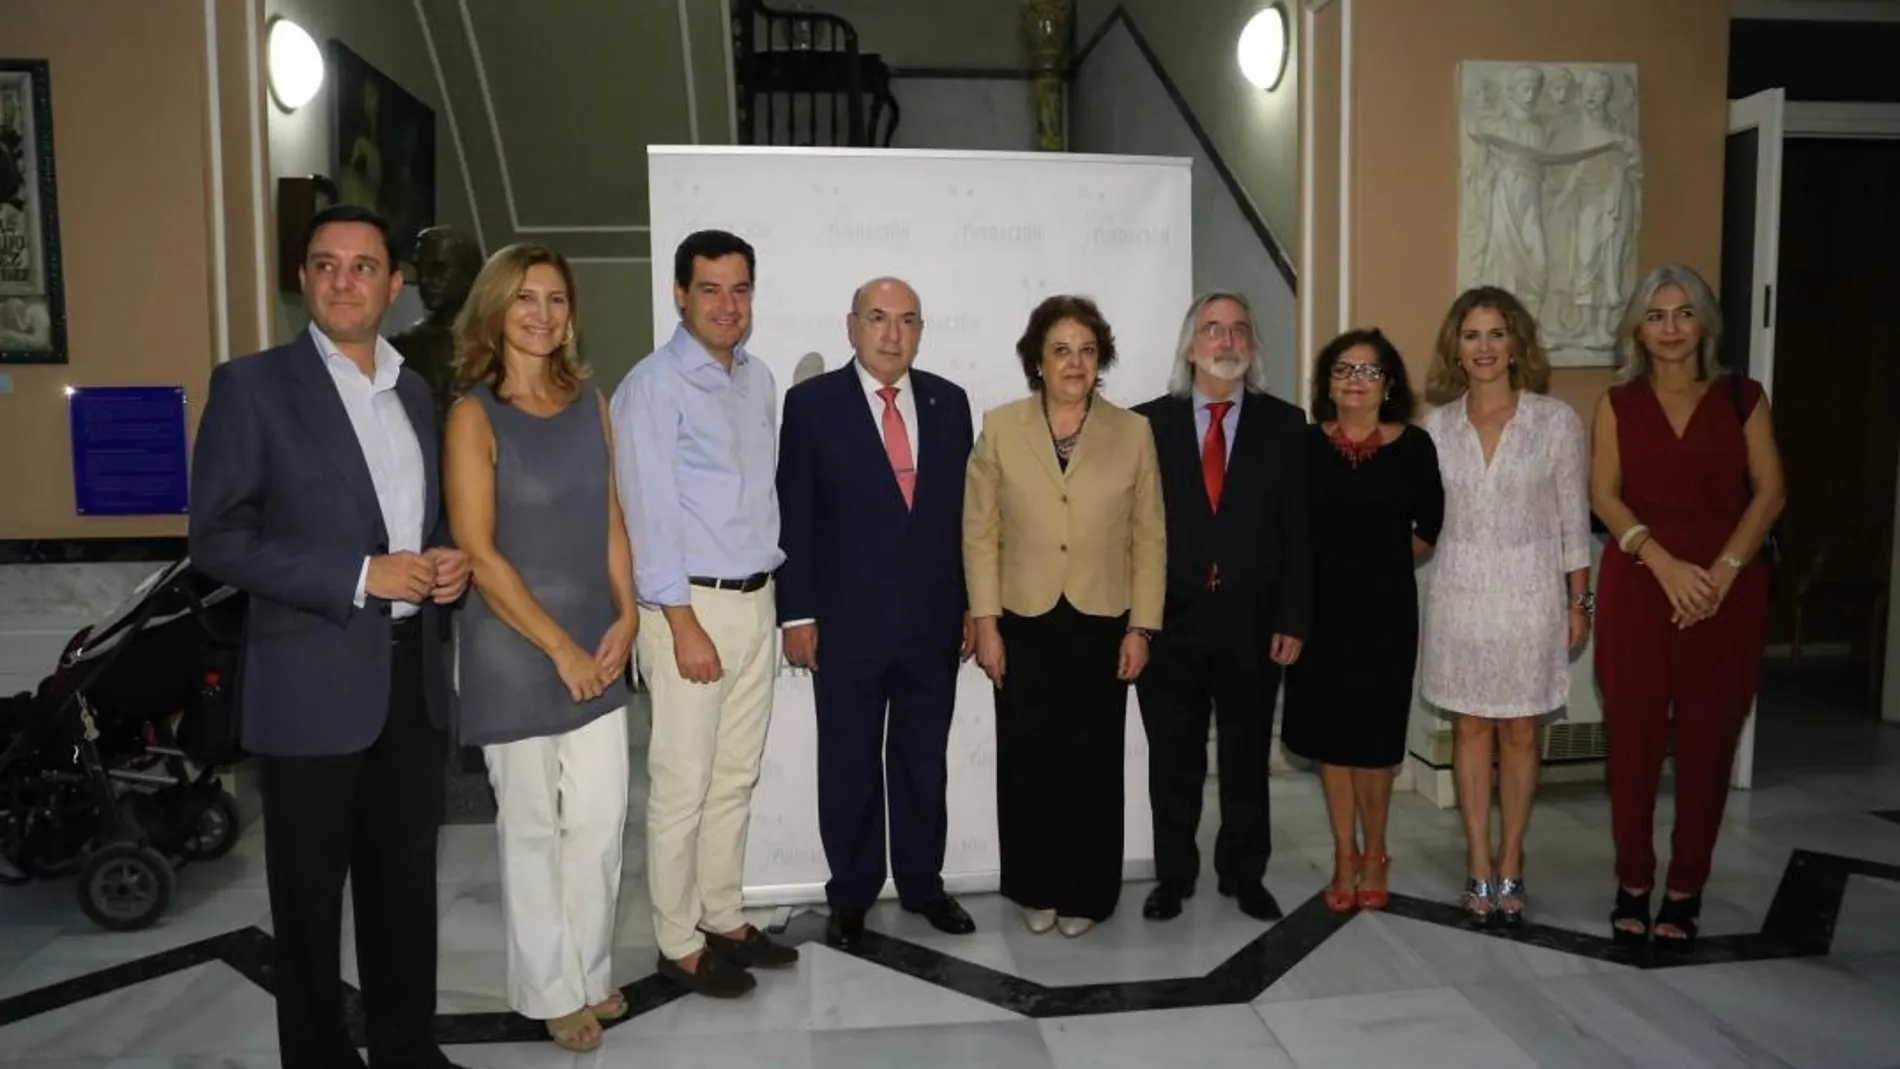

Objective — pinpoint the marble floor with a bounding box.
[5,664,1900,1068]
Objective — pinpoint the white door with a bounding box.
[1722,87,1785,790]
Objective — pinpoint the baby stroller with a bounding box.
[0,558,248,930]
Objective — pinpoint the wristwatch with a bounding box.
[1127,627,1154,641]
[1572,592,1596,617]
[1719,553,1746,571]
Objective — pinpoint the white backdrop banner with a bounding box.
[645,145,1193,905]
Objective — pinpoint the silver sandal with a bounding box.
[1496,876,1526,928]
[1460,876,1496,925]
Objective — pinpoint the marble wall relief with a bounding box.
[1458,62,1641,367]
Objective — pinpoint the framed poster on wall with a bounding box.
[0,59,68,365]
[328,40,436,270]
[68,386,190,517]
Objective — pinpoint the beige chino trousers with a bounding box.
[636,582,778,961]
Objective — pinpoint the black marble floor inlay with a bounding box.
[2,839,1897,1043]
[0,929,236,1028]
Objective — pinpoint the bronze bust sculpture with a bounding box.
[390,224,484,425]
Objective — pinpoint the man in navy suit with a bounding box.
[776,277,979,948]
[190,204,471,1069]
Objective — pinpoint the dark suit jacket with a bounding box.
[776,365,972,663]
[1134,389,1312,650]
[188,330,454,758]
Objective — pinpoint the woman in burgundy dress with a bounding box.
[1589,263,1786,949]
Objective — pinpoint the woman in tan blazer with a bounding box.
[965,294,1166,938]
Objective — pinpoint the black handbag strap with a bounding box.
[1725,372,1749,426]
[1726,374,1754,500]
[1727,374,1781,564]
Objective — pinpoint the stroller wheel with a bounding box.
[77,843,175,932]
[179,790,241,862]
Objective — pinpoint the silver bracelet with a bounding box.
[1618,523,1649,553]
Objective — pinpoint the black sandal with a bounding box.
[1653,893,1701,951]
[1610,886,1652,945]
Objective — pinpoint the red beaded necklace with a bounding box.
[1328,422,1385,468]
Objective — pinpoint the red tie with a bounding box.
[1203,401,1232,512]
[878,386,916,509]
[1203,401,1232,590]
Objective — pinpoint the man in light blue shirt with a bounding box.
[610,230,798,999]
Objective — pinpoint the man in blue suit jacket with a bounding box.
[189,205,470,1069]
[776,277,979,948]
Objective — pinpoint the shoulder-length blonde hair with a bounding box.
[1424,285,1551,404]
[451,242,588,399]
[1614,263,1725,383]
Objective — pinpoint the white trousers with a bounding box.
[482,705,630,1020]
[636,583,777,961]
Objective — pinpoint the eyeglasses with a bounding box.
[1199,323,1254,345]
[1330,362,1386,382]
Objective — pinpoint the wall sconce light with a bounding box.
[1237,5,1289,92]
[267,17,324,111]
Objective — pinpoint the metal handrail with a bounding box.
[733,0,898,147]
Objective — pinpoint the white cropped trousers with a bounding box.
[481,705,630,1020]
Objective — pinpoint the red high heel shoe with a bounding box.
[1324,852,1361,913]
[1356,854,1392,911]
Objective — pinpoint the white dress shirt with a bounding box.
[311,324,427,620]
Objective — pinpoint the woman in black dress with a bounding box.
[1282,329,1443,914]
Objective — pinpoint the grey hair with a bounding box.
[1614,263,1724,382]
[1167,290,1273,397]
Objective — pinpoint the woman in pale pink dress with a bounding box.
[1420,286,1593,927]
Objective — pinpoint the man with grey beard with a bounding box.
[1132,291,1312,923]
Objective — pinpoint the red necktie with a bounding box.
[878,386,916,509]
[1203,401,1232,590]
[1203,401,1232,512]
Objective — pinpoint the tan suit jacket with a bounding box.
[963,394,1166,630]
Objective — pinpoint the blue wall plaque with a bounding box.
[68,386,190,516]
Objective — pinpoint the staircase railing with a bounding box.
[730,0,900,147]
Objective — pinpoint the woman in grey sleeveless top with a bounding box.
[443,244,634,1054]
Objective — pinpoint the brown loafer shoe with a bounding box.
[701,925,800,969]
[656,950,756,998]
